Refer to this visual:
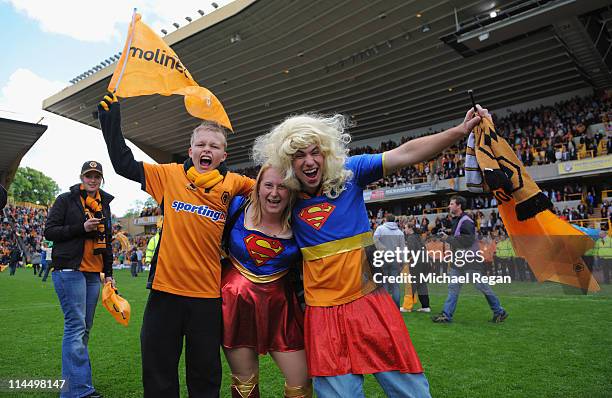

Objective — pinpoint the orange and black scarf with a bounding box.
[183,158,225,191]
[465,118,599,292]
[79,185,106,255]
[465,117,552,220]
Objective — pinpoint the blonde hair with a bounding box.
[248,164,296,233]
[253,114,353,198]
[191,120,229,149]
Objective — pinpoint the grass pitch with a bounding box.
[1,269,611,397]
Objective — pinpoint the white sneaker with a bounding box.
[400,307,412,313]
[416,307,431,313]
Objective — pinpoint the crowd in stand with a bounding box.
[139,206,161,217]
[0,212,17,264]
[366,95,610,189]
[1,205,47,264]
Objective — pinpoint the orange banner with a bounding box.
[108,13,232,131]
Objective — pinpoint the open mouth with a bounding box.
[303,168,318,180]
[267,198,281,205]
[200,155,212,168]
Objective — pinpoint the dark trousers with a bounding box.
[601,258,612,284]
[141,290,222,398]
[496,257,516,279]
[42,264,52,281]
[9,263,17,275]
[130,262,138,277]
[417,292,430,308]
[516,258,527,281]
[412,262,430,308]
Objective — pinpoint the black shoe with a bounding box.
[432,313,451,323]
[492,311,509,323]
[85,390,103,398]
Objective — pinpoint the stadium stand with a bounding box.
[1,204,47,264]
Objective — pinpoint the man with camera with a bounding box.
[432,195,508,323]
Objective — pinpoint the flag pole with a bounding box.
[113,8,137,94]
[467,89,478,114]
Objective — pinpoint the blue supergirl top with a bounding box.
[291,154,385,305]
[227,196,301,283]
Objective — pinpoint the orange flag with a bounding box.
[466,117,599,292]
[497,197,599,292]
[108,13,232,131]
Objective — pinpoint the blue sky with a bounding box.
[0,2,123,88]
[0,0,233,215]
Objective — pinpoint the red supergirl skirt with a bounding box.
[221,265,304,355]
[305,288,424,376]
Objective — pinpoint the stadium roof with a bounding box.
[0,117,48,187]
[43,0,612,166]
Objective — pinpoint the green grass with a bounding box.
[1,269,611,397]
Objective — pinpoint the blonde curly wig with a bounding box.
[252,114,353,198]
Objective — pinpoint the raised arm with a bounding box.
[383,106,488,175]
[98,93,145,187]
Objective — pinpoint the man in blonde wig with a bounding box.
[253,107,488,397]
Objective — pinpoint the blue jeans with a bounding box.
[383,263,402,308]
[442,267,504,320]
[52,271,101,398]
[314,371,431,398]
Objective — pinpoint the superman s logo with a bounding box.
[298,202,336,230]
[244,234,284,266]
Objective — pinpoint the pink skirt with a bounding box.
[221,265,304,354]
[305,288,424,376]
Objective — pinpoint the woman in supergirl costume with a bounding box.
[222,164,311,398]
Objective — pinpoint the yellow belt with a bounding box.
[301,231,374,261]
[230,257,288,283]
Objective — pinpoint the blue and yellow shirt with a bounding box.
[292,154,384,306]
[227,196,301,283]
